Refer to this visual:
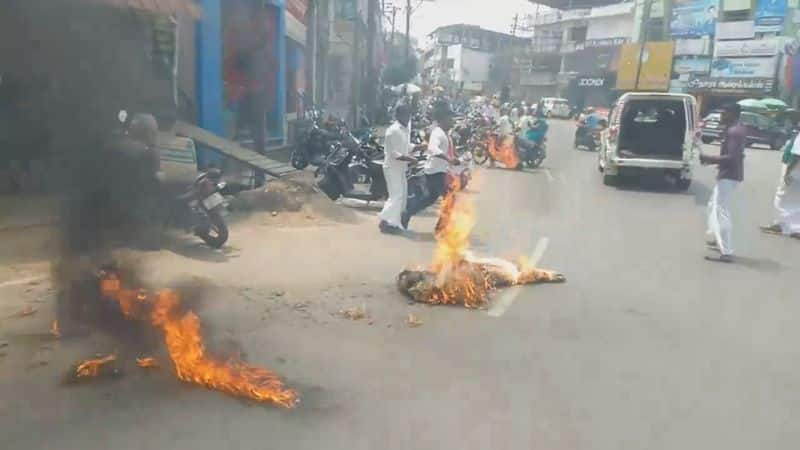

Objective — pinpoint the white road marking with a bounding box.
[0,275,48,289]
[544,169,555,182]
[488,237,550,317]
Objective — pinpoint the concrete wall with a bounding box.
[586,14,634,40]
[459,47,492,84]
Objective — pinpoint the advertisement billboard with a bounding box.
[670,0,719,38]
[673,55,712,74]
[755,0,787,33]
[616,42,674,91]
[714,39,779,57]
[710,57,778,78]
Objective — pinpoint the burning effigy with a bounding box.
[398,183,565,308]
[487,134,521,169]
[78,270,299,408]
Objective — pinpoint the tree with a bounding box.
[383,36,419,86]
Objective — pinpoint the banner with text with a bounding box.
[710,57,778,78]
[755,0,787,33]
[670,0,719,38]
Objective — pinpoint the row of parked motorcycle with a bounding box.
[289,104,551,205]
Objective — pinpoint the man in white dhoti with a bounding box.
[761,125,800,239]
[701,103,747,263]
[379,103,416,234]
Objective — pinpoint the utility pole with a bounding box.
[366,0,377,121]
[351,14,362,128]
[405,0,411,67]
[633,0,652,91]
[510,14,519,37]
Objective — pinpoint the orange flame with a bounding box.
[50,320,61,338]
[487,134,520,169]
[136,357,159,369]
[75,353,117,378]
[99,273,298,408]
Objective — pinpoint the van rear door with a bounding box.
[683,96,700,161]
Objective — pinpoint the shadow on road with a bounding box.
[163,236,240,263]
[733,255,782,273]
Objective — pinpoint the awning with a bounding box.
[73,0,202,18]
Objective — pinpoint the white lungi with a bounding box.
[378,166,407,227]
[379,121,411,228]
[707,179,739,256]
[774,166,800,235]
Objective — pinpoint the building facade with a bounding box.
[529,0,800,112]
[422,24,530,95]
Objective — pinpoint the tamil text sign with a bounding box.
[687,75,774,94]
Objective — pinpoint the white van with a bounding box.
[598,92,700,190]
[540,97,571,118]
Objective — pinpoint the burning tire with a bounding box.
[195,210,228,248]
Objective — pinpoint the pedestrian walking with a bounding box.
[700,103,747,263]
[760,121,800,239]
[401,101,460,230]
[379,103,417,234]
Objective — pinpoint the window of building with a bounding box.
[722,9,751,21]
[569,26,587,42]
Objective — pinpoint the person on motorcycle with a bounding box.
[575,107,600,143]
[378,103,419,234]
[402,101,460,230]
[517,109,548,158]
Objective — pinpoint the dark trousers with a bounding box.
[405,172,447,226]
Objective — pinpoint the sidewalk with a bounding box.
[0,194,58,232]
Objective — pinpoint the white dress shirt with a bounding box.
[424,125,451,175]
[383,121,411,170]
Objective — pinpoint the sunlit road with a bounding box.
[3,120,799,450]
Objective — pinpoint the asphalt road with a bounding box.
[2,119,799,450]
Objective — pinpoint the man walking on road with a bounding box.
[761,121,800,239]
[379,103,417,234]
[701,103,746,263]
[402,101,460,230]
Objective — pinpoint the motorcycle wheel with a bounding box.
[472,145,490,165]
[195,210,229,249]
[290,151,309,170]
[528,155,545,169]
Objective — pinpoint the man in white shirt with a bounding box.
[761,124,800,239]
[379,103,417,234]
[401,102,460,230]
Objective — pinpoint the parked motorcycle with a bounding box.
[177,168,229,248]
[291,109,345,170]
[315,132,391,203]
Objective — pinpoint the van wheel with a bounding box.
[770,137,784,150]
[603,174,617,186]
[701,136,713,144]
[676,178,691,191]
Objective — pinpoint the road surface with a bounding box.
[2,119,799,450]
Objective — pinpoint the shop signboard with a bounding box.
[673,55,712,74]
[714,39,779,57]
[715,20,755,40]
[576,76,609,88]
[576,37,628,50]
[755,0,787,33]
[670,0,719,38]
[616,42,674,91]
[710,57,778,78]
[674,38,711,55]
[687,75,775,94]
